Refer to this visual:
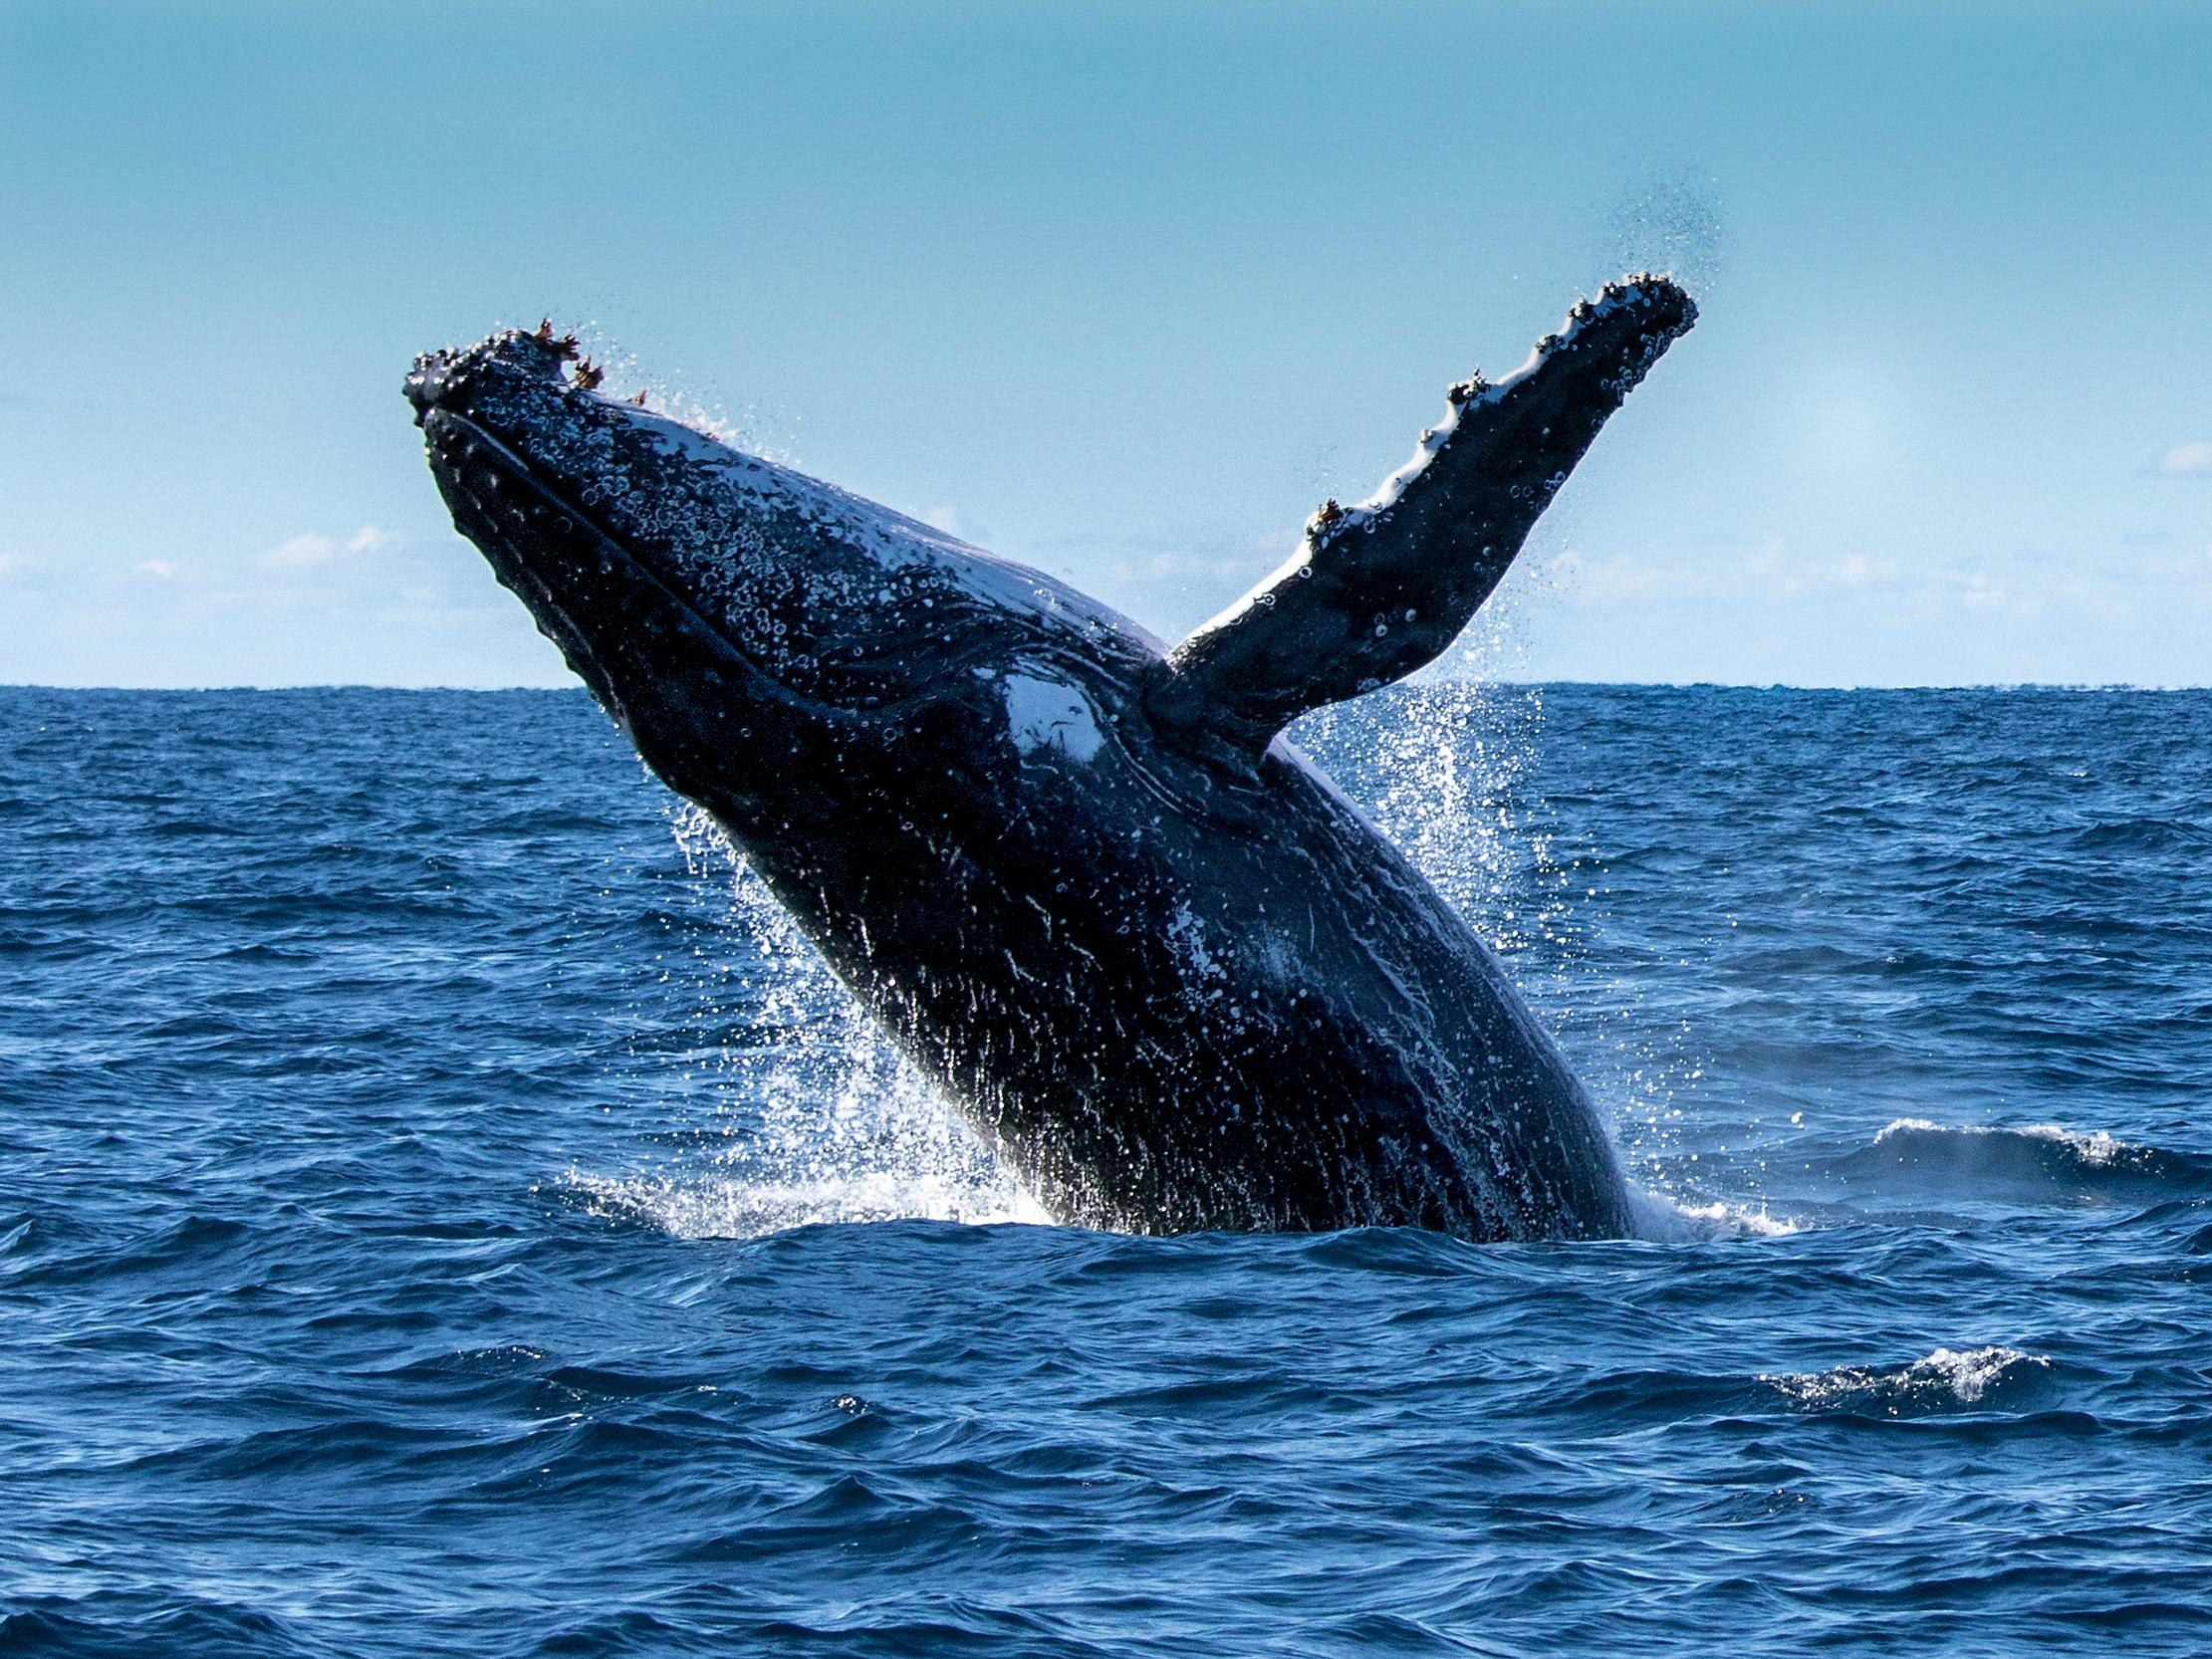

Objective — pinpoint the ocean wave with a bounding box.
[2064,817,2212,853]
[1765,1345,2053,1414]
[1827,1118,2211,1199]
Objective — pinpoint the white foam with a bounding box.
[1628,1184,1804,1240]
[1765,1345,2051,1410]
[568,1167,1048,1240]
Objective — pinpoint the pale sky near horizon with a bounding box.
[2,1,2208,688]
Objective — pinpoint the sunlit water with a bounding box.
[4,685,2209,1656]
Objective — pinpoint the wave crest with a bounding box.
[1765,1345,2052,1414]
[1830,1118,2209,1199]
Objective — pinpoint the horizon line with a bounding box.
[7,679,2209,695]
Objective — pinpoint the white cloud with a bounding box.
[136,560,177,579]
[1834,553,1899,586]
[1546,537,1901,604]
[2161,440,2212,475]
[1958,573,2008,610]
[261,532,337,569]
[1740,538,1898,597]
[259,525,390,569]
[921,505,964,536]
[1544,548,1670,598]
[0,553,22,577]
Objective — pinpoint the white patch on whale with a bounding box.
[1000,673,1103,762]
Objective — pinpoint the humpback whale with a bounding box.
[406,278,1695,1241]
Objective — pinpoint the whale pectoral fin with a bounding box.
[1150,277,1696,757]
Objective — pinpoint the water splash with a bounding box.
[1599,166,1727,298]
[1628,1186,1804,1241]
[544,321,803,468]
[1297,681,1708,1217]
[569,1166,1043,1239]
[583,805,1039,1237]
[1296,681,1561,956]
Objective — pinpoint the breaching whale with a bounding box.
[406,278,1694,1241]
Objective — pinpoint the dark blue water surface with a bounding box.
[5,684,2210,1657]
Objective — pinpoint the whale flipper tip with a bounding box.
[1152,281,1695,756]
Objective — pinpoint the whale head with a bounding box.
[406,328,1160,828]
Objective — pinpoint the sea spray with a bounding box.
[577,804,1040,1237]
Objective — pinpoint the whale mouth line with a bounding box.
[424,407,791,697]
[426,402,956,730]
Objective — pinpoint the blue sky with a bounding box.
[2,0,2207,687]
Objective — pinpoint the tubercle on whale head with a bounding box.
[407,328,919,706]
[530,318,581,360]
[406,327,857,801]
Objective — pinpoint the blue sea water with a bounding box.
[4,683,2210,1657]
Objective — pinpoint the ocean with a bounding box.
[4,683,2209,1656]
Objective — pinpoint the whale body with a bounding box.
[406,279,1694,1240]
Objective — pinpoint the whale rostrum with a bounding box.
[406,278,1696,1240]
